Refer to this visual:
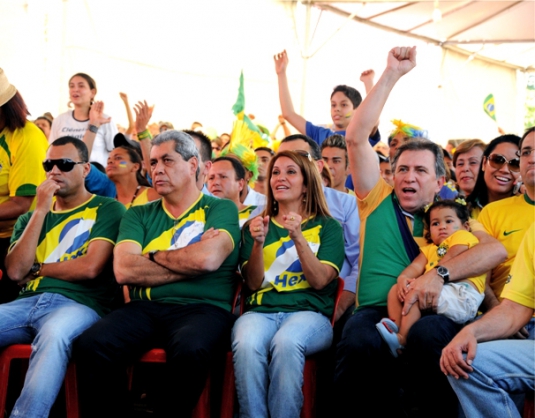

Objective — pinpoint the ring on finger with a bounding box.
[290,216,295,221]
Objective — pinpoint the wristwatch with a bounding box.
[30,262,42,277]
[148,250,159,263]
[88,124,99,134]
[435,266,450,283]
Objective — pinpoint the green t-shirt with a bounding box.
[118,193,241,311]
[12,195,126,317]
[240,216,344,317]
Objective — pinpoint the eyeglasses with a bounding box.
[42,159,87,172]
[486,154,520,172]
[294,150,314,162]
[516,148,534,158]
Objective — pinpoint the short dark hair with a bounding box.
[1,91,30,131]
[321,134,348,168]
[519,126,535,150]
[116,145,151,187]
[281,134,321,161]
[50,136,89,162]
[331,85,362,109]
[213,156,246,181]
[184,129,211,163]
[467,134,520,209]
[392,138,446,179]
[254,146,274,156]
[424,200,470,243]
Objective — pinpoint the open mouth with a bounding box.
[401,187,417,194]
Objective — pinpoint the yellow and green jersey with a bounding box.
[119,194,241,311]
[0,122,48,238]
[240,216,344,317]
[11,195,125,316]
[501,222,534,310]
[479,193,535,299]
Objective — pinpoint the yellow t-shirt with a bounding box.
[0,122,48,238]
[500,222,534,310]
[421,230,486,293]
[478,194,535,299]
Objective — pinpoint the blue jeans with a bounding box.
[0,293,100,418]
[449,319,535,418]
[231,311,332,418]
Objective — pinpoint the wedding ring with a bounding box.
[254,227,260,232]
[290,216,295,221]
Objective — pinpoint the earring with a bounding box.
[273,200,278,212]
[302,193,307,203]
[67,101,73,108]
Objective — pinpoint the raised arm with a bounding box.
[119,92,136,136]
[241,216,269,291]
[5,179,59,282]
[274,50,307,134]
[82,101,111,156]
[346,47,416,199]
[134,100,154,178]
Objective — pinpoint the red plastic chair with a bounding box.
[128,280,243,418]
[524,392,534,418]
[0,344,80,418]
[221,277,345,418]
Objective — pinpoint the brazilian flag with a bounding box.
[483,94,496,121]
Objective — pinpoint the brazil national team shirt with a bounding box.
[10,195,126,317]
[118,193,241,312]
[240,216,344,317]
[0,123,48,238]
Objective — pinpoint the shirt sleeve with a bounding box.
[340,196,360,293]
[317,217,345,273]
[85,164,117,197]
[205,198,240,250]
[305,121,333,145]
[9,124,48,197]
[89,198,126,243]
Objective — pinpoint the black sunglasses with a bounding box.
[42,159,87,172]
[486,154,520,172]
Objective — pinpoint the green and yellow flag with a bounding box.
[483,94,496,121]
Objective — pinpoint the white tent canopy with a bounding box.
[312,0,535,71]
[1,0,531,146]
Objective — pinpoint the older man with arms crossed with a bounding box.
[334,46,506,416]
[75,130,241,418]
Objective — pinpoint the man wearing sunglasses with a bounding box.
[334,46,507,417]
[477,127,535,314]
[1,136,125,418]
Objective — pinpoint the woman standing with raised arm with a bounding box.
[232,150,344,418]
[49,73,117,167]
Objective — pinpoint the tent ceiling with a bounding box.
[309,0,535,70]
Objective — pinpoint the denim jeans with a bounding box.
[0,293,100,418]
[449,319,535,418]
[231,311,332,418]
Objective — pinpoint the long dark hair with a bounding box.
[117,146,150,187]
[1,91,29,131]
[467,134,520,210]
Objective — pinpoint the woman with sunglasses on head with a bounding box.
[0,69,49,303]
[466,134,521,219]
[49,73,118,168]
[232,150,344,418]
